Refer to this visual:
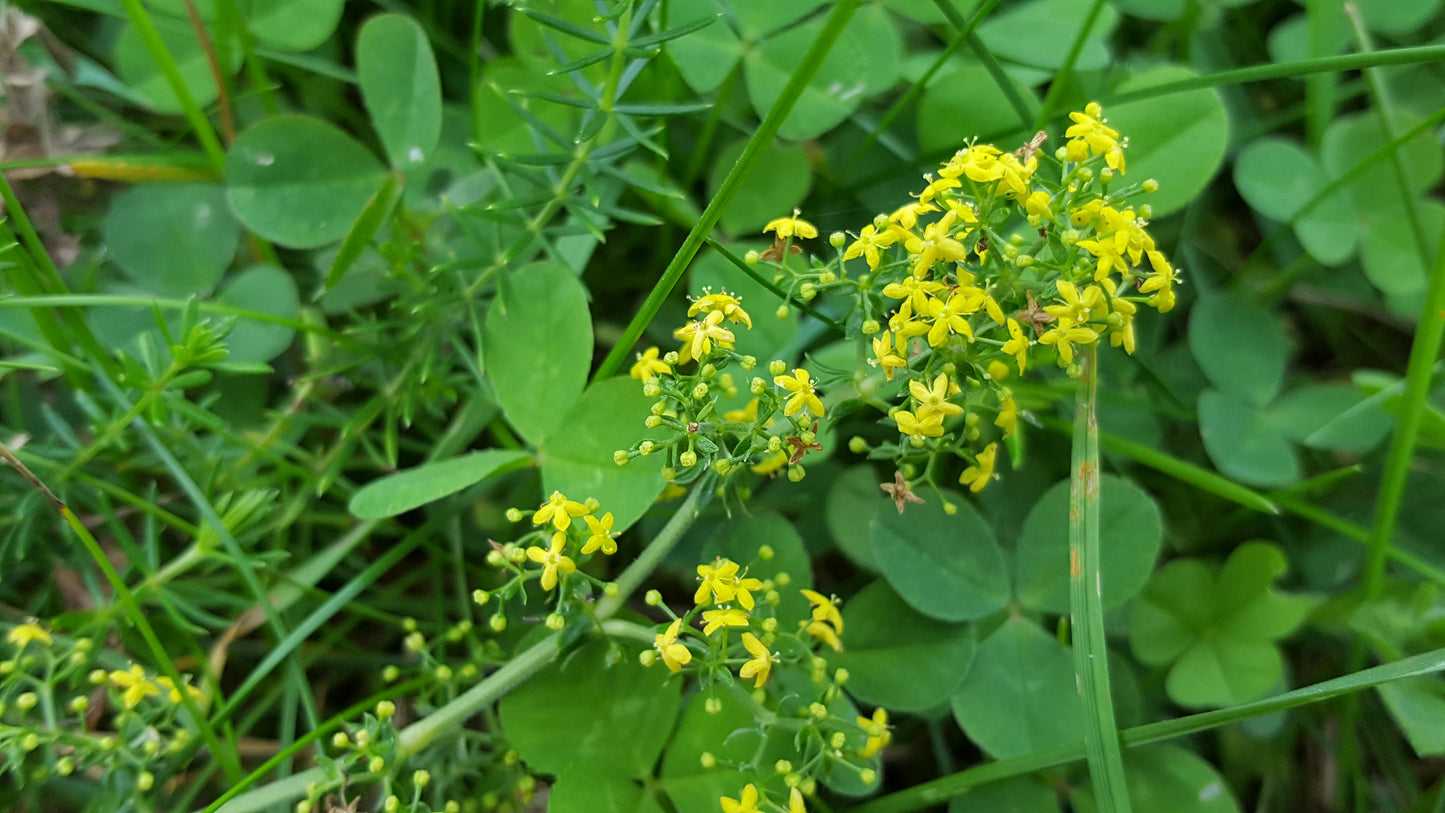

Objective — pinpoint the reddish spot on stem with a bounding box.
[1070,546,1082,579]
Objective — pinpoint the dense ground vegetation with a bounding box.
[1,0,1444,811]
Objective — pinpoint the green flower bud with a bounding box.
[473,589,490,606]
[740,355,757,370]
[545,613,565,631]
[332,732,350,748]
[137,771,154,792]
[613,450,630,466]
[680,451,698,468]
[435,664,453,681]
[861,319,880,335]
[505,508,524,522]
[1142,178,1160,193]
[377,700,396,719]
[414,770,431,788]
[848,436,868,453]
[644,589,662,606]
[489,614,507,633]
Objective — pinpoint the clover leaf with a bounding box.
[1130,541,1316,708]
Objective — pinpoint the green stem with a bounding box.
[1069,345,1131,812]
[117,0,228,170]
[593,0,863,381]
[1034,0,1107,131]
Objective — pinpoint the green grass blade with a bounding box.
[117,0,228,169]
[593,0,864,381]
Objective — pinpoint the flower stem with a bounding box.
[1069,344,1131,811]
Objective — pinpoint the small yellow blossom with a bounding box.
[5,622,51,649]
[526,532,576,591]
[789,787,808,813]
[894,409,945,441]
[690,290,752,328]
[909,373,964,418]
[629,347,670,380]
[801,589,844,635]
[764,210,818,240]
[675,309,736,363]
[995,152,1037,198]
[858,708,892,758]
[774,368,824,418]
[888,200,937,230]
[750,450,789,475]
[844,223,904,269]
[720,784,763,813]
[738,632,775,688]
[109,664,161,709]
[731,570,765,611]
[1024,190,1054,221]
[925,289,984,347]
[1038,319,1099,366]
[533,491,589,531]
[1044,281,1102,325]
[996,395,1019,437]
[871,331,908,381]
[959,443,999,493]
[580,512,618,555]
[943,143,1003,183]
[702,608,750,636]
[696,558,741,606]
[722,398,760,423]
[882,275,945,321]
[1066,102,1125,172]
[903,209,970,275]
[155,676,204,705]
[805,619,843,652]
[1002,318,1030,372]
[654,619,692,673]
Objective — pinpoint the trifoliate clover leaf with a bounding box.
[1130,541,1317,708]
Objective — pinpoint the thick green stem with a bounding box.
[1069,345,1131,812]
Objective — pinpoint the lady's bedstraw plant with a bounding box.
[750,103,1178,510]
[1,621,207,803]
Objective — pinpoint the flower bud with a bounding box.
[546,613,565,631]
[486,550,505,567]
[819,271,837,283]
[137,771,154,792]
[861,319,880,335]
[848,436,868,454]
[377,700,396,719]
[788,465,806,482]
[613,450,630,466]
[810,702,828,719]
[943,501,957,515]
[712,458,733,475]
[639,650,657,667]
[700,363,717,379]
[700,752,717,769]
[860,769,878,785]
[834,667,850,684]
[691,382,709,399]
[776,759,793,774]
[69,696,88,714]
[680,450,698,468]
[705,696,723,714]
[1100,167,1115,184]
[435,664,453,681]
[750,377,766,395]
[758,544,775,561]
[776,305,790,319]
[382,665,400,682]
[800,283,817,301]
[745,250,760,265]
[831,731,847,748]
[643,379,661,397]
[829,232,846,248]
[489,614,507,633]
[16,692,37,711]
[644,589,662,606]
[385,796,400,813]
[473,589,490,606]
[1142,178,1160,193]
[644,415,663,429]
[663,351,680,365]
[1138,203,1153,219]
[505,508,524,522]
[332,732,350,748]
[355,730,372,748]
[414,770,431,788]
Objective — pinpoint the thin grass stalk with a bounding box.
[593,0,863,381]
[929,0,1032,132]
[117,0,228,170]
[1070,344,1131,812]
[1034,0,1108,131]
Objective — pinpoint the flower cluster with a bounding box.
[619,288,829,487]
[478,491,623,628]
[637,554,887,809]
[742,103,1178,510]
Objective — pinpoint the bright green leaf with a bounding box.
[1198,389,1300,489]
[659,687,759,813]
[1360,198,1445,300]
[743,13,870,141]
[916,58,1035,155]
[948,776,1062,813]
[347,450,531,519]
[357,14,442,168]
[216,265,299,363]
[114,21,240,113]
[550,770,668,813]
[1014,475,1162,614]
[1267,383,1393,454]
[1188,292,1290,406]
[978,0,1120,71]
[1074,746,1240,813]
[951,616,1083,759]
[500,639,681,777]
[872,491,1008,622]
[1322,111,1444,214]
[832,580,974,711]
[541,377,665,534]
[1233,136,1355,265]
[484,261,592,445]
[103,184,238,297]
[824,466,883,572]
[225,115,388,249]
[1107,65,1229,217]
[246,0,344,52]
[1379,678,1445,757]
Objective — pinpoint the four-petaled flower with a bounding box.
[774,368,824,418]
[109,664,161,709]
[526,532,576,591]
[702,607,750,636]
[696,558,740,606]
[675,309,736,363]
[871,331,908,381]
[1002,318,1031,372]
[763,210,818,240]
[5,622,51,649]
[959,443,999,493]
[858,707,892,758]
[801,589,844,636]
[580,512,618,555]
[629,346,670,380]
[908,373,963,418]
[690,290,752,328]
[894,409,944,442]
[654,619,692,673]
[721,784,764,813]
[1038,319,1099,366]
[738,632,775,688]
[533,491,588,531]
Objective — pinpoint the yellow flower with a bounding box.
[918,175,961,205]
[750,450,789,475]
[1044,281,1102,325]
[806,619,843,651]
[959,443,999,493]
[532,491,589,531]
[882,275,945,321]
[690,290,752,328]
[738,632,775,688]
[801,589,844,635]
[155,676,204,705]
[6,622,51,649]
[526,532,576,591]
[675,309,736,363]
[702,608,750,636]
[580,512,618,555]
[844,223,904,270]
[942,143,1003,183]
[894,409,944,442]
[1037,319,1099,366]
[925,289,984,347]
[909,373,964,418]
[732,571,765,611]
[721,784,763,813]
[109,664,161,709]
[789,787,808,813]
[1024,190,1054,221]
[722,398,759,423]
[774,368,824,418]
[996,395,1019,437]
[1066,102,1125,172]
[696,558,740,605]
[629,347,670,380]
[764,210,818,240]
[903,210,969,275]
[1002,318,1030,373]
[654,619,692,673]
[858,707,892,758]
[887,200,937,230]
[995,152,1037,198]
[871,331,908,381]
